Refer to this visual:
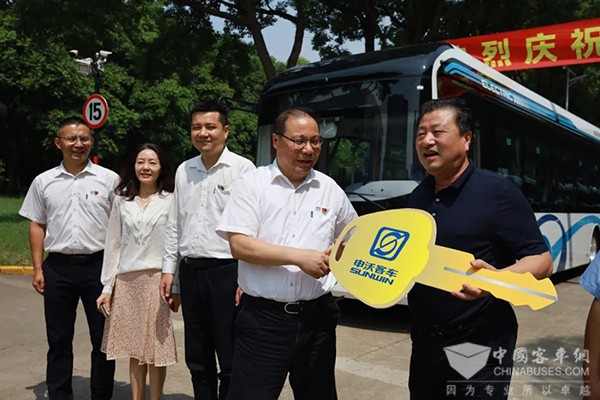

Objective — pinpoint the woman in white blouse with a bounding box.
[96,143,177,400]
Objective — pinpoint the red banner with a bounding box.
[446,18,600,71]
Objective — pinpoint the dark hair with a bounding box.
[274,107,318,136]
[190,101,228,126]
[418,98,473,136]
[57,116,90,136]
[114,143,175,200]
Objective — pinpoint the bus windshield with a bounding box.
[258,77,425,212]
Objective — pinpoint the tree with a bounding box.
[169,0,311,79]
[0,0,266,194]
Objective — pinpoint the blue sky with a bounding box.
[212,16,365,63]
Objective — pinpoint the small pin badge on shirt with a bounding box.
[86,190,99,200]
[315,206,328,216]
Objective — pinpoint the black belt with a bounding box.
[182,257,236,268]
[242,293,332,315]
[47,251,104,265]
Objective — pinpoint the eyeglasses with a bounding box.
[280,134,323,148]
[58,135,93,144]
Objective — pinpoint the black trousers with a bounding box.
[409,313,518,400]
[226,293,340,400]
[43,253,115,400]
[179,258,238,400]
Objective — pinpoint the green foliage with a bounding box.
[1,0,598,196]
[0,0,266,195]
[0,197,30,266]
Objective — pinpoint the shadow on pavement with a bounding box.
[26,376,194,400]
[337,299,411,333]
[507,334,585,398]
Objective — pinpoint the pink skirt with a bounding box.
[101,269,177,366]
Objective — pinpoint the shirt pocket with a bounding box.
[311,207,336,244]
[211,183,231,212]
[83,191,111,215]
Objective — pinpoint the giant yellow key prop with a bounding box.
[329,209,557,310]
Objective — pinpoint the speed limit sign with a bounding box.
[82,94,109,129]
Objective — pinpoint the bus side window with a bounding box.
[521,136,550,208]
[552,139,577,212]
[492,127,522,188]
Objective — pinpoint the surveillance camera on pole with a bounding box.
[74,57,94,75]
[69,47,112,164]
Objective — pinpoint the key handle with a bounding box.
[330,209,435,308]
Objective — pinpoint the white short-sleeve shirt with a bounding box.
[216,161,357,302]
[19,161,120,254]
[162,147,255,273]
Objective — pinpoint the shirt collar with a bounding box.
[423,160,475,193]
[189,147,233,172]
[269,159,318,189]
[56,160,95,178]
[423,160,475,190]
[448,160,475,190]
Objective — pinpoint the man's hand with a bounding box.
[296,249,331,279]
[235,286,243,306]
[160,273,176,308]
[451,259,495,301]
[169,294,181,312]
[96,293,112,316]
[32,269,45,295]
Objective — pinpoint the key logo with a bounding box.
[369,227,410,261]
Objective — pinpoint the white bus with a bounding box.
[255,43,600,298]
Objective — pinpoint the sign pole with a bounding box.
[92,70,101,164]
[71,49,111,164]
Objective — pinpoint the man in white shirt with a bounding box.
[19,117,119,400]
[216,107,357,400]
[160,101,255,400]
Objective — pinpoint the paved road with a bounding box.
[0,271,592,399]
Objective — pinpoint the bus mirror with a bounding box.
[320,119,338,139]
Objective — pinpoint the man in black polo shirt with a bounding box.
[407,98,553,399]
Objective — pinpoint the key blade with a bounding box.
[442,267,557,310]
[417,246,558,310]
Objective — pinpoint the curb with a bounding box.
[0,266,34,276]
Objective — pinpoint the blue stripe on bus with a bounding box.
[537,214,600,272]
[442,62,591,142]
[443,63,553,118]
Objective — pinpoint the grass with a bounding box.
[0,197,31,266]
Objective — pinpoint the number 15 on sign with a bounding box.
[82,94,108,129]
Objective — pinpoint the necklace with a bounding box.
[137,193,155,209]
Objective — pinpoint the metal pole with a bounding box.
[564,67,588,112]
[565,68,571,111]
[92,62,101,164]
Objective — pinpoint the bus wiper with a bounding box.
[345,192,387,210]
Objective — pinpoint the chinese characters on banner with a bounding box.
[446,18,600,71]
